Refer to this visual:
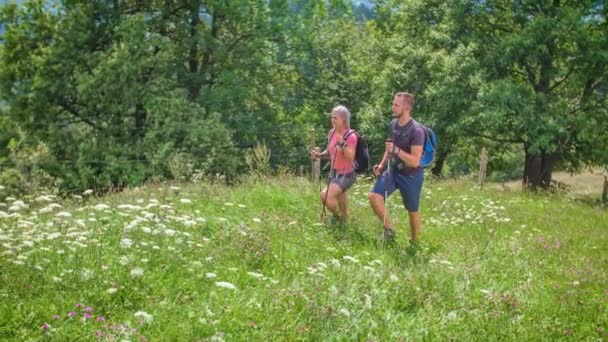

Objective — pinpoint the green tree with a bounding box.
[469,0,608,189]
[360,0,483,176]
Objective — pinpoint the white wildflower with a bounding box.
[338,308,351,317]
[81,268,94,280]
[215,281,237,290]
[94,204,111,211]
[133,311,153,324]
[247,272,263,279]
[35,195,53,203]
[363,294,372,309]
[119,255,131,265]
[120,238,133,249]
[342,255,359,263]
[8,205,23,212]
[130,267,144,278]
[117,204,141,211]
[206,272,217,279]
[55,211,72,218]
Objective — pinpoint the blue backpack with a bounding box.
[328,129,370,173]
[391,119,437,168]
[418,123,438,168]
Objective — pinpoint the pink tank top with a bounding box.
[328,129,358,174]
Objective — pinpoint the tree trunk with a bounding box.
[523,145,556,190]
[134,102,146,138]
[431,142,453,177]
[188,1,201,100]
[431,150,447,177]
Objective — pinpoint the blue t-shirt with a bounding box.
[388,119,424,174]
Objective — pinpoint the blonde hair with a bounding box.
[332,105,351,128]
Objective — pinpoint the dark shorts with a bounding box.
[371,168,424,212]
[331,171,357,192]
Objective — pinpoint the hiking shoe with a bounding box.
[380,227,396,245]
[405,239,423,256]
[329,215,345,226]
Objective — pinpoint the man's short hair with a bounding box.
[395,92,415,108]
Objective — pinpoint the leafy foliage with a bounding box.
[0,0,606,191]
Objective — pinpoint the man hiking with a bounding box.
[369,92,425,245]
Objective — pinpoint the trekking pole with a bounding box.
[383,138,393,229]
[321,147,338,220]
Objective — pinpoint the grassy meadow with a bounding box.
[0,175,607,341]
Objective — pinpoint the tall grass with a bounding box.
[1,176,606,340]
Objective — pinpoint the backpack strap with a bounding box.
[390,119,398,141]
[397,119,418,146]
[343,129,355,140]
[330,128,355,144]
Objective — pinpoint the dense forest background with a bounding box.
[0,0,606,195]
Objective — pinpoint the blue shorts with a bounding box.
[371,169,424,212]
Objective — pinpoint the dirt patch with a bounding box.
[491,169,608,197]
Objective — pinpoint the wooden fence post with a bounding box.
[478,147,488,188]
[602,175,607,204]
[310,129,320,182]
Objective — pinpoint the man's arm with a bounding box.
[393,145,423,168]
[393,126,424,167]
